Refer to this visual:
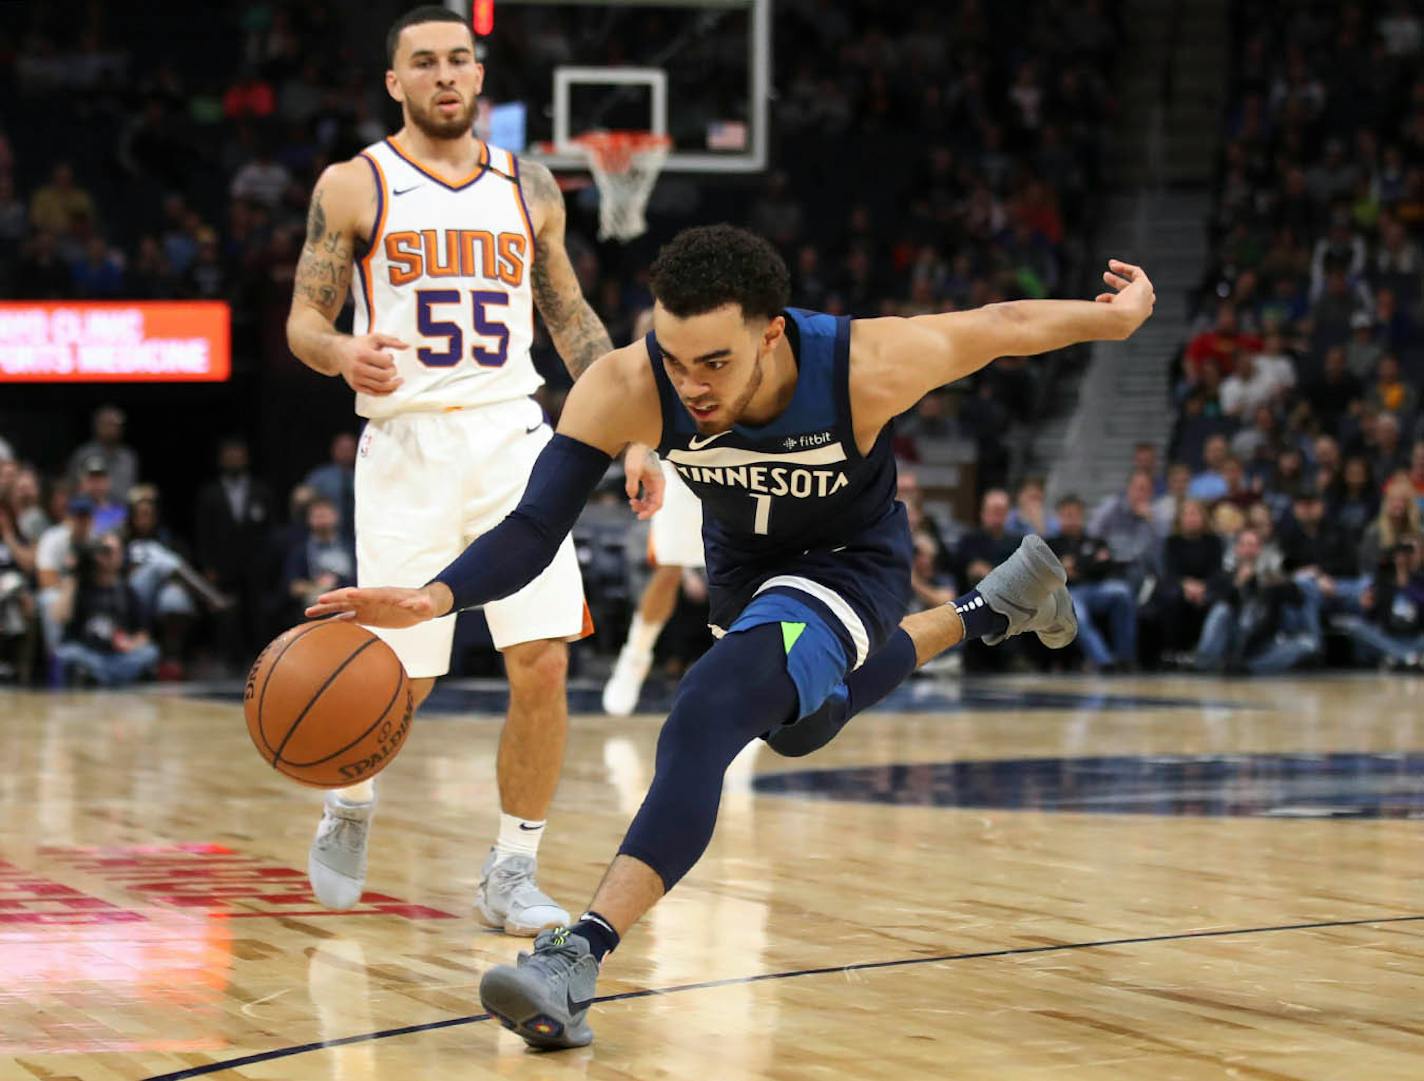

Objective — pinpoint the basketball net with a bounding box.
[572,131,672,243]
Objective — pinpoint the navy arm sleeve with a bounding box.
[429,434,613,612]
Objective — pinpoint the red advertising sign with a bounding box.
[0,301,231,382]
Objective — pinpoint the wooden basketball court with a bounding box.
[2,672,1422,1080]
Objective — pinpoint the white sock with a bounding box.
[333,780,375,804]
[624,613,665,657]
[493,813,545,862]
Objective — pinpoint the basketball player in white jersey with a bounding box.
[602,311,708,715]
[286,5,661,934]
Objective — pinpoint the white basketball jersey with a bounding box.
[351,137,541,418]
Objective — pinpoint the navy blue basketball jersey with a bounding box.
[648,308,911,652]
[648,308,897,561]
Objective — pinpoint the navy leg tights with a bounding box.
[617,623,799,891]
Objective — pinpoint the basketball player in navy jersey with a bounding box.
[310,226,1156,1047]
[285,6,661,936]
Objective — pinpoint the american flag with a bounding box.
[706,120,748,151]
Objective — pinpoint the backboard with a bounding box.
[473,0,769,174]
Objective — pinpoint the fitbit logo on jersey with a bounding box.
[674,462,850,499]
[782,431,834,449]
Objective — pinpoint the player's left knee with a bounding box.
[661,629,798,752]
[504,639,569,698]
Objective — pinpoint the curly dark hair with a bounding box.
[387,5,470,66]
[648,225,790,321]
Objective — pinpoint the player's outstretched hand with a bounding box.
[1095,260,1155,339]
[338,334,409,396]
[305,586,440,627]
[624,443,666,521]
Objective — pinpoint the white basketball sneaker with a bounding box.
[601,644,652,716]
[308,793,374,910]
[475,849,570,936]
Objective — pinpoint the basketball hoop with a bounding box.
[571,131,672,243]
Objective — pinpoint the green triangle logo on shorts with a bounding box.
[781,621,807,654]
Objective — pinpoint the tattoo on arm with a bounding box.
[309,192,327,246]
[293,189,354,320]
[520,157,563,217]
[521,159,614,380]
[534,259,615,380]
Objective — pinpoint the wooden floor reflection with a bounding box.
[2,673,1423,1080]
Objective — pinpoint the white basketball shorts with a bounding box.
[649,459,705,569]
[354,396,588,677]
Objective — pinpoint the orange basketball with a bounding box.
[244,621,413,788]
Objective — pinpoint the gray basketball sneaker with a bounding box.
[308,793,374,910]
[480,927,599,1049]
[976,535,1078,649]
[475,850,570,936]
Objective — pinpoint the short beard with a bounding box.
[721,354,765,429]
[405,97,477,140]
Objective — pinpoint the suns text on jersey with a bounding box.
[383,229,527,287]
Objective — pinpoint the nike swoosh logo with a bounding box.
[392,185,422,196]
[517,821,543,831]
[688,431,732,450]
[525,424,543,435]
[567,991,593,1014]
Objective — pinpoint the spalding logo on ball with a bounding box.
[245,621,413,788]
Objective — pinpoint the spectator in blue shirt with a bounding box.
[1049,495,1137,671]
[75,455,127,535]
[280,497,355,626]
[1187,434,1231,501]
[70,234,125,297]
[301,433,357,539]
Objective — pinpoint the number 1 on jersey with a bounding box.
[750,493,772,535]
[415,289,509,368]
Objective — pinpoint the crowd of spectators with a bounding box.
[0,406,365,686]
[767,0,1118,491]
[891,0,1424,677]
[898,437,1424,676]
[1162,0,1424,673]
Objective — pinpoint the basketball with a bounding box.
[244,621,413,788]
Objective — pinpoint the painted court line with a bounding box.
[143,912,1424,1079]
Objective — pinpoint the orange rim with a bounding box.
[572,131,672,173]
